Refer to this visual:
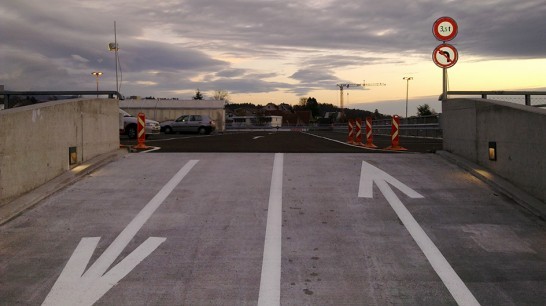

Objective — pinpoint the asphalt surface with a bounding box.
[121,130,443,153]
[2,133,545,305]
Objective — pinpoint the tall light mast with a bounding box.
[108,21,120,94]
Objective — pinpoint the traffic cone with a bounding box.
[385,115,407,151]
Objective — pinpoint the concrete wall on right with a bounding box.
[442,98,545,203]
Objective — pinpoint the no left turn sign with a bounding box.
[432,44,458,68]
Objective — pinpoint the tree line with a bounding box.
[195,89,435,119]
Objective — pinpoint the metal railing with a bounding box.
[372,115,442,139]
[2,90,122,109]
[310,115,443,139]
[443,91,546,108]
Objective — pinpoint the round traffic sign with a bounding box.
[432,44,458,68]
[433,16,458,41]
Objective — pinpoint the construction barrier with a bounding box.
[347,119,355,144]
[363,116,378,148]
[385,115,407,151]
[355,118,363,145]
[134,112,149,149]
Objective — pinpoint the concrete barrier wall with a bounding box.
[443,98,545,203]
[0,98,119,204]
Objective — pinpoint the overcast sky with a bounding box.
[1,0,545,114]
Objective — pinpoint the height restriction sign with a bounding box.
[433,16,458,41]
[432,44,458,68]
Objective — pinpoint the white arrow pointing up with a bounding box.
[43,160,199,306]
[358,161,480,306]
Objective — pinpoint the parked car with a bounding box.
[119,109,161,139]
[160,115,216,135]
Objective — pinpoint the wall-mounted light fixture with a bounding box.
[488,141,497,161]
[69,147,77,165]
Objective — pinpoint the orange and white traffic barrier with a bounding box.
[347,119,355,144]
[355,118,363,145]
[362,116,377,148]
[385,115,407,151]
[134,112,149,149]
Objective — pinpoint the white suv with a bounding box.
[119,109,160,139]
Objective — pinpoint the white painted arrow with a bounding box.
[359,161,480,306]
[43,160,199,306]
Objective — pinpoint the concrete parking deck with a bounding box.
[1,151,544,305]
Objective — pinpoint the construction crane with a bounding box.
[336,81,386,110]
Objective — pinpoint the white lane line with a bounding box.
[258,153,284,306]
[142,146,161,153]
[359,161,480,306]
[253,136,265,139]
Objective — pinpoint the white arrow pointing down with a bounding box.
[43,160,199,306]
[359,161,480,306]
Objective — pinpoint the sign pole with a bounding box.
[432,17,458,102]
[443,68,447,101]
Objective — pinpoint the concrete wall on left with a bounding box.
[0,98,119,204]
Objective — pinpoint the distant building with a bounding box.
[263,103,278,111]
[225,102,310,127]
[227,115,282,128]
[120,98,226,131]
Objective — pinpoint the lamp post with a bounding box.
[91,72,103,97]
[109,21,120,94]
[403,77,413,118]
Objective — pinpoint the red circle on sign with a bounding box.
[432,44,458,68]
[433,16,458,41]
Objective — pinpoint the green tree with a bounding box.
[193,89,204,100]
[305,97,320,118]
[417,104,433,116]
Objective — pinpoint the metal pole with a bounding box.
[405,81,408,118]
[403,77,412,117]
[339,86,344,110]
[442,68,447,102]
[525,94,531,106]
[92,72,102,97]
[114,21,119,93]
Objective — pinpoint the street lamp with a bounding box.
[109,21,120,93]
[91,72,103,97]
[403,77,413,118]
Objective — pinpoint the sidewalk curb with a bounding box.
[0,149,128,226]
[436,150,546,220]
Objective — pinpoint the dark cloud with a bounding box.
[1,0,544,99]
[119,40,227,73]
[215,68,247,78]
[203,78,290,94]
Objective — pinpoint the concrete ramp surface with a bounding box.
[1,153,544,305]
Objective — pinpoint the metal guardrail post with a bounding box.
[525,94,531,106]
